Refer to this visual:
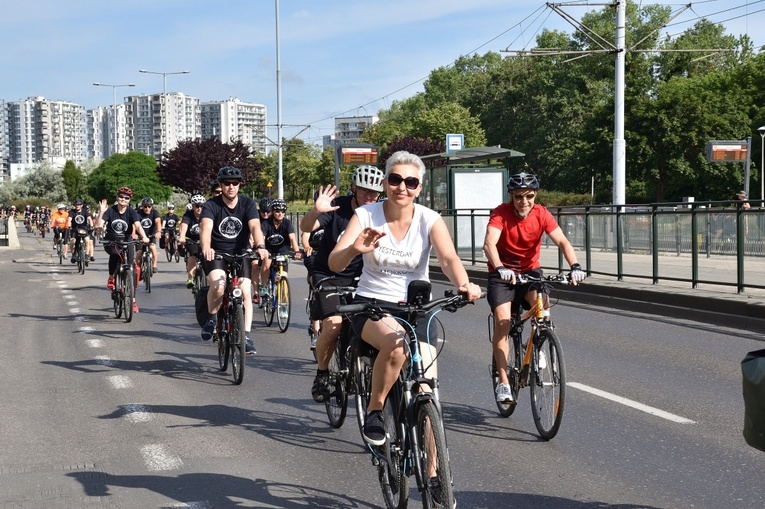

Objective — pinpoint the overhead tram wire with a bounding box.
[302,4,550,130]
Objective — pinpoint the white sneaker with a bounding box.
[495,383,514,404]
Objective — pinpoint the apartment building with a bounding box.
[201,98,267,154]
[85,104,132,160]
[334,115,378,144]
[0,100,8,182]
[125,93,201,159]
[6,97,86,168]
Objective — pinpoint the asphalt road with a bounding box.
[0,231,764,508]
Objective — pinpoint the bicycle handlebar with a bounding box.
[514,273,574,284]
[336,290,484,317]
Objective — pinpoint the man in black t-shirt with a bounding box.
[199,166,269,353]
[67,199,95,263]
[136,197,161,274]
[161,204,180,253]
[299,165,385,403]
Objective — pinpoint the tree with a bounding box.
[380,137,446,170]
[12,162,68,203]
[87,152,172,202]
[61,160,83,202]
[157,137,261,194]
[410,102,487,148]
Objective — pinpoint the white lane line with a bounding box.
[141,444,183,471]
[69,308,81,314]
[94,355,115,367]
[122,404,153,423]
[62,294,75,299]
[74,316,89,322]
[79,326,95,334]
[107,375,133,389]
[60,289,73,294]
[567,382,696,424]
[66,301,78,307]
[86,338,103,348]
[167,502,212,508]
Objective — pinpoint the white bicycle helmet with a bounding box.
[352,165,384,192]
[190,194,205,205]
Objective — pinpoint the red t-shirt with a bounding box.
[487,203,559,273]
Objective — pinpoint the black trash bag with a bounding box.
[195,286,211,327]
[742,348,765,452]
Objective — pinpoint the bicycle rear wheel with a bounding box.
[77,243,86,275]
[263,280,275,326]
[218,316,230,372]
[325,335,348,428]
[193,266,206,297]
[173,240,180,263]
[165,244,172,262]
[230,304,246,385]
[58,242,63,264]
[354,355,373,440]
[530,328,566,440]
[124,269,134,323]
[143,255,152,293]
[113,275,122,319]
[276,277,291,333]
[378,396,408,509]
[417,401,454,509]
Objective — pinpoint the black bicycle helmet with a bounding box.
[217,166,243,181]
[258,197,271,212]
[141,197,154,207]
[507,172,539,192]
[270,198,287,212]
[210,179,219,189]
[73,198,84,206]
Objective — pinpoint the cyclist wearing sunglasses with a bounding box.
[483,172,585,404]
[299,165,385,403]
[329,151,482,446]
[179,194,205,288]
[97,187,152,313]
[199,166,269,354]
[136,197,161,274]
[257,198,302,298]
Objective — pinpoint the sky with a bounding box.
[1,0,763,148]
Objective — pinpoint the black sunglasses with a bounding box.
[387,173,420,190]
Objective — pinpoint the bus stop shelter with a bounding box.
[419,146,524,254]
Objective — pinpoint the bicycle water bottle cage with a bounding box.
[406,280,431,306]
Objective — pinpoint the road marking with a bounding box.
[79,326,95,334]
[66,301,78,307]
[567,382,696,424]
[122,404,153,423]
[107,375,133,389]
[62,294,75,299]
[95,355,115,366]
[69,308,81,314]
[141,444,183,471]
[60,289,73,294]
[86,338,103,347]
[167,502,212,508]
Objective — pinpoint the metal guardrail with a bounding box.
[436,201,765,294]
[289,201,765,294]
[0,218,8,246]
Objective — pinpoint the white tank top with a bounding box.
[354,202,440,302]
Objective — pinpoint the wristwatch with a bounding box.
[256,244,266,250]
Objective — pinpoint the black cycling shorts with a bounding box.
[486,268,546,311]
[202,256,252,280]
[349,295,439,345]
[311,273,355,320]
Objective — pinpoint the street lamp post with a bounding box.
[138,69,190,155]
[759,126,765,208]
[93,82,135,156]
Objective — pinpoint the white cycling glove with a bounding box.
[569,263,586,283]
[497,266,514,281]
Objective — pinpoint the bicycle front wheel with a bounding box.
[78,244,86,275]
[417,402,454,509]
[276,277,291,333]
[173,241,180,263]
[530,328,566,440]
[230,304,246,385]
[325,336,348,428]
[378,396,408,509]
[354,355,373,440]
[124,270,134,323]
[165,244,172,262]
[143,256,152,293]
[113,277,122,319]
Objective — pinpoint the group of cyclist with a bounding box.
[85,153,586,506]
[19,200,98,264]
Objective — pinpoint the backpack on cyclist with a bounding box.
[742,348,765,452]
[195,286,211,327]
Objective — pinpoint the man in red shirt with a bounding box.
[483,172,585,404]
